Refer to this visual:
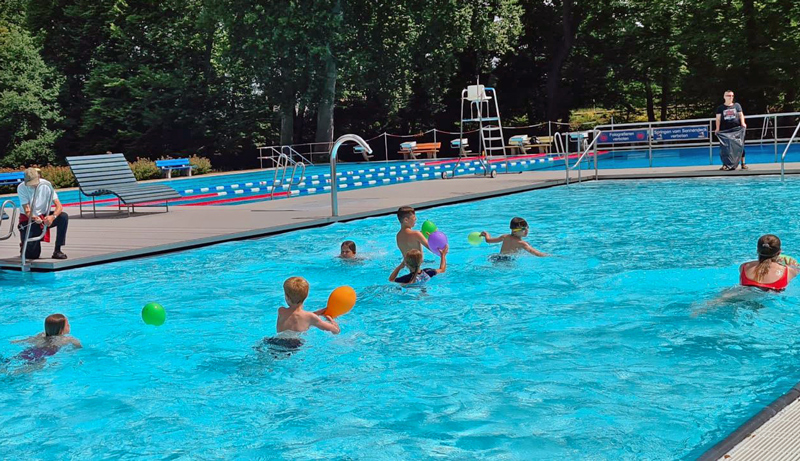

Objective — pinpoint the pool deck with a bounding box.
[2,162,800,272]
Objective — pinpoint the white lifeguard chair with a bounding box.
[443,80,509,179]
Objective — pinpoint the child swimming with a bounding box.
[389,246,448,286]
[481,217,548,257]
[275,276,340,335]
[339,240,357,259]
[12,313,82,362]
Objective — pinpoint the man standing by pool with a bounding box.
[714,90,748,170]
[17,168,69,260]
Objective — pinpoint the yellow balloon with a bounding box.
[325,286,357,318]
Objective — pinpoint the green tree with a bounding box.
[0,0,63,166]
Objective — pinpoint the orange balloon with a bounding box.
[325,286,357,318]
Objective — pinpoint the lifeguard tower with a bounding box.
[443,81,508,179]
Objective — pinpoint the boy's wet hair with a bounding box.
[283,276,310,305]
[44,314,67,337]
[341,240,356,253]
[510,217,529,231]
[404,249,423,271]
[397,206,415,222]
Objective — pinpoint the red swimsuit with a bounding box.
[740,266,789,291]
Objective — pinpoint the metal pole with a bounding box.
[780,121,800,182]
[330,134,373,216]
[774,115,778,162]
[384,133,389,163]
[594,130,599,180]
[708,120,713,165]
[648,123,653,168]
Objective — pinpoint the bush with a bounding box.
[40,165,76,189]
[129,158,160,181]
[189,155,212,175]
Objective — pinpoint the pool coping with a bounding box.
[697,382,800,460]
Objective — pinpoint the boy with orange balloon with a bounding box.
[276,277,341,335]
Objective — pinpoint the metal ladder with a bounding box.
[270,153,306,199]
[19,184,55,271]
[0,199,19,241]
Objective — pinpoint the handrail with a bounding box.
[565,130,601,185]
[20,183,55,270]
[281,146,314,165]
[553,132,566,156]
[594,111,800,131]
[780,120,800,181]
[330,135,372,216]
[0,199,19,241]
[270,154,307,199]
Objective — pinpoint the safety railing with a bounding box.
[565,130,601,185]
[20,183,55,271]
[0,199,19,241]
[780,119,800,181]
[330,135,372,216]
[593,112,800,166]
[270,154,306,199]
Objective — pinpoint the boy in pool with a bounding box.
[339,240,357,259]
[481,217,548,256]
[395,206,431,258]
[275,276,340,335]
[389,247,448,286]
[12,314,82,361]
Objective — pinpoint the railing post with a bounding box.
[384,133,389,163]
[774,115,778,162]
[709,120,714,165]
[648,123,653,168]
[331,135,373,217]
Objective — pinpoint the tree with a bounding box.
[0,0,63,166]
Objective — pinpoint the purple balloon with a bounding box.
[428,231,448,256]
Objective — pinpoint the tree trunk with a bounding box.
[315,45,337,144]
[645,78,656,122]
[545,0,579,122]
[280,81,295,146]
[660,73,670,121]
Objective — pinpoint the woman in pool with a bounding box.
[740,234,797,291]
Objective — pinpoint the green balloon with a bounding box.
[142,302,166,326]
[421,220,437,238]
[467,232,482,246]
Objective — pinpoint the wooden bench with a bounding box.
[399,142,441,160]
[0,171,25,187]
[66,154,181,217]
[156,158,194,178]
[507,135,551,155]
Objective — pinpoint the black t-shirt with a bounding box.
[715,103,743,131]
[395,268,437,284]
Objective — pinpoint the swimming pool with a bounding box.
[2,175,800,459]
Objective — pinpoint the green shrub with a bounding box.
[189,155,212,175]
[40,165,76,189]
[129,158,160,181]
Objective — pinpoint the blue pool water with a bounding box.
[3,176,800,459]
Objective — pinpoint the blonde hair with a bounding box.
[283,277,309,305]
[403,249,423,283]
[754,234,781,282]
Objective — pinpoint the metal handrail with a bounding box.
[330,135,372,216]
[269,154,306,199]
[565,130,601,185]
[281,146,314,165]
[0,199,19,241]
[780,120,800,181]
[20,183,55,270]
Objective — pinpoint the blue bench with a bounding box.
[156,158,195,178]
[0,171,25,187]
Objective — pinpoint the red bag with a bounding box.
[18,214,51,243]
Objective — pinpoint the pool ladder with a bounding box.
[270,153,306,199]
[0,199,19,241]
